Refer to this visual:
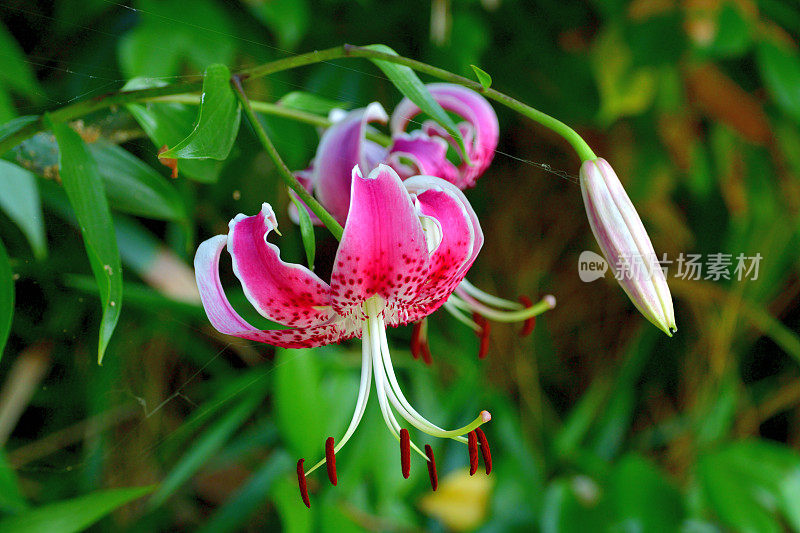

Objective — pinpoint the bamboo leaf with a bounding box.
[88,140,186,221]
[46,116,122,364]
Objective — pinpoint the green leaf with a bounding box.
[0,22,43,99]
[148,392,263,509]
[290,194,315,270]
[117,0,234,79]
[87,140,186,221]
[609,454,684,532]
[0,116,39,155]
[198,452,293,533]
[248,0,310,50]
[277,91,350,115]
[274,348,323,458]
[705,3,752,58]
[541,477,613,533]
[698,440,800,532]
[271,477,314,533]
[0,160,46,259]
[0,485,154,533]
[0,448,28,514]
[159,64,241,160]
[46,117,122,364]
[757,39,800,125]
[124,79,225,183]
[0,237,13,361]
[470,65,492,89]
[592,26,657,124]
[363,44,469,163]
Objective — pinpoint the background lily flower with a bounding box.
[580,158,676,336]
[390,83,499,189]
[195,164,491,507]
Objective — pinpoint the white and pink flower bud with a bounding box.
[579,158,676,336]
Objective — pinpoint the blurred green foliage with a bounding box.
[0,0,799,531]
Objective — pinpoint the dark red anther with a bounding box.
[425,444,438,491]
[325,436,337,486]
[475,428,492,474]
[473,313,491,359]
[410,321,422,360]
[518,296,536,337]
[296,458,310,508]
[400,428,411,478]
[411,321,433,365]
[419,338,433,365]
[157,145,179,179]
[468,430,479,475]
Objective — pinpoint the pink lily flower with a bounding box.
[195,164,492,507]
[291,86,555,360]
[389,83,500,189]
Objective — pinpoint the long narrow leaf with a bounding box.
[148,391,263,509]
[364,44,469,162]
[198,452,293,533]
[0,160,46,259]
[0,485,154,533]
[88,140,187,221]
[0,237,13,360]
[46,116,122,364]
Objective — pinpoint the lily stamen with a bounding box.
[468,431,479,475]
[475,428,492,474]
[325,437,337,486]
[297,459,310,508]
[425,444,438,491]
[400,428,411,478]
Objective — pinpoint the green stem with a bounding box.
[0,44,596,162]
[231,76,344,240]
[148,94,391,145]
[339,45,596,162]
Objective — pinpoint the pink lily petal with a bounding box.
[387,131,460,184]
[228,203,334,328]
[330,165,430,323]
[390,83,499,189]
[195,234,351,347]
[403,176,483,321]
[313,103,389,225]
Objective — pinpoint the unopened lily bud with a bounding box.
[579,158,676,336]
